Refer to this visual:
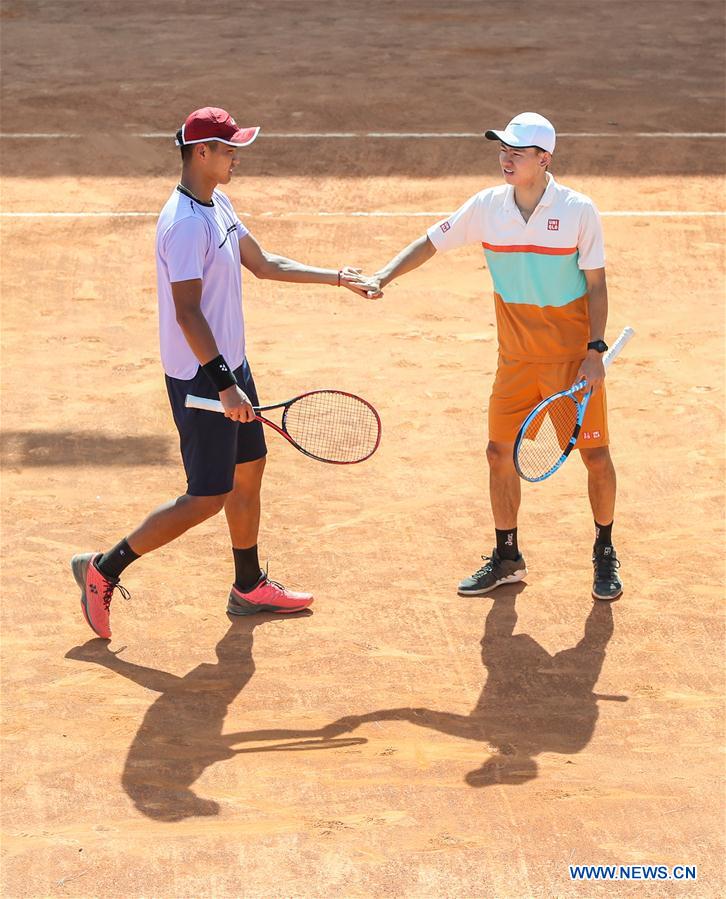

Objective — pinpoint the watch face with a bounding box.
[589,340,608,352]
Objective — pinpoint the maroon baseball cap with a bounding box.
[176,107,260,148]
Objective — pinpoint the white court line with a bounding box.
[1,210,724,218]
[1,131,725,139]
[0,211,158,217]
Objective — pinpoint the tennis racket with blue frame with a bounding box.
[514,326,634,483]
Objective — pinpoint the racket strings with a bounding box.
[282,391,380,463]
[516,396,579,479]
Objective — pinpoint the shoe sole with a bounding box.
[592,587,623,601]
[457,568,528,597]
[227,598,314,616]
[71,553,110,638]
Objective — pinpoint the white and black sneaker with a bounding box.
[457,549,528,596]
[592,545,623,601]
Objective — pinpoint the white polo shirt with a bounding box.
[427,174,606,362]
[155,187,249,379]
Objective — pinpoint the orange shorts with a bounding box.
[488,355,609,448]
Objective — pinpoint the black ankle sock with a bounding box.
[97,538,139,580]
[233,545,262,591]
[495,527,519,561]
[594,520,613,547]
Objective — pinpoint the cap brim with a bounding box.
[227,126,260,147]
[484,129,507,142]
[485,128,531,148]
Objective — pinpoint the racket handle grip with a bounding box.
[603,326,635,369]
[185,394,225,413]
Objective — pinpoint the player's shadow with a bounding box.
[228,586,624,787]
[65,615,366,822]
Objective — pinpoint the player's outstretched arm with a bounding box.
[347,234,437,297]
[238,233,382,298]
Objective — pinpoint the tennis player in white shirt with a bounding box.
[71,107,377,638]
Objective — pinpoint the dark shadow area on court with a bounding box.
[1,431,173,467]
[65,614,367,822]
[225,586,625,787]
[1,0,724,179]
[1,137,724,180]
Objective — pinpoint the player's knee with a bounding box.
[186,492,228,519]
[245,455,266,480]
[486,441,514,471]
[580,446,612,473]
[232,456,266,496]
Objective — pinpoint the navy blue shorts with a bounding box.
[166,359,267,496]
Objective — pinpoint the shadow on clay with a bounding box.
[227,584,626,788]
[65,587,624,820]
[65,612,366,823]
[2,430,173,468]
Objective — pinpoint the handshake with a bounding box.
[336,234,434,299]
[338,266,385,300]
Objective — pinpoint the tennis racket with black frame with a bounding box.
[513,326,635,483]
[185,389,381,465]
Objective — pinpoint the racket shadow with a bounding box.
[64,610,363,822]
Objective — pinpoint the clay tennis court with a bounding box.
[1,1,724,896]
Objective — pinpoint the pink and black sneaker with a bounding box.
[227,571,313,616]
[71,552,130,638]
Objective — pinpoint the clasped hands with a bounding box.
[338,266,384,299]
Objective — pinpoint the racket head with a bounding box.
[279,390,381,464]
[514,385,590,482]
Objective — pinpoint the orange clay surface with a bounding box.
[1,1,724,896]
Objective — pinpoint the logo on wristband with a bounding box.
[203,355,238,391]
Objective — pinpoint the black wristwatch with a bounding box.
[587,339,608,353]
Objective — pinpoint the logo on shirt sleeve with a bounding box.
[440,221,451,233]
[547,218,560,231]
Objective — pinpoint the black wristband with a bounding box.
[202,355,238,392]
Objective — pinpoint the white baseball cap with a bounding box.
[485,112,556,153]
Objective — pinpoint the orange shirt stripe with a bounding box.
[482,242,577,256]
